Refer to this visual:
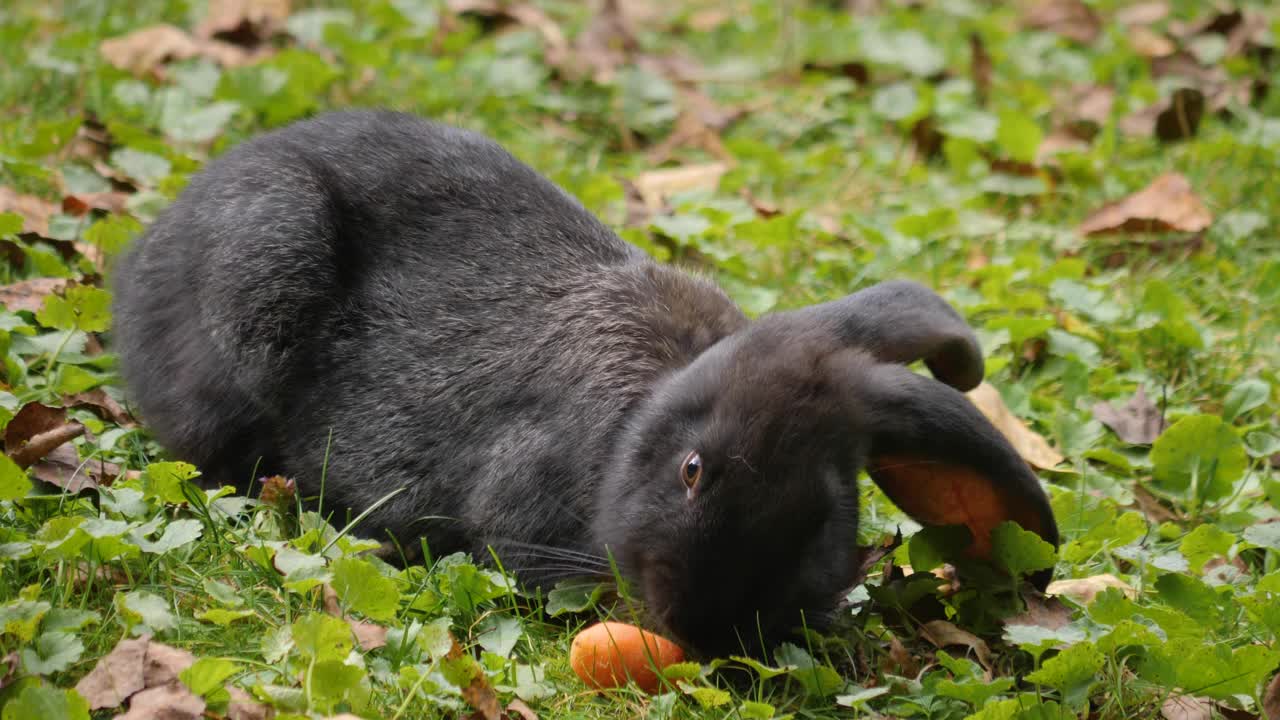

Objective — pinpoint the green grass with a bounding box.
[1,1,1279,718]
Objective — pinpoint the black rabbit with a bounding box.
[112,110,1058,658]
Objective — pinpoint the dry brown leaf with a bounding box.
[1022,0,1102,45]
[0,187,57,236]
[506,698,539,720]
[195,0,290,44]
[1037,129,1091,164]
[448,635,502,720]
[62,191,131,217]
[1006,593,1074,630]
[1078,172,1212,236]
[1264,670,1280,720]
[9,421,85,470]
[99,24,255,77]
[143,642,197,686]
[75,636,150,709]
[1161,694,1214,720]
[920,619,993,672]
[1131,483,1178,524]
[632,163,727,213]
[66,388,138,427]
[685,8,730,32]
[0,652,18,692]
[1120,87,1205,141]
[1046,573,1137,604]
[969,33,992,106]
[117,682,205,720]
[567,0,638,84]
[966,382,1065,470]
[226,686,273,720]
[1055,84,1114,139]
[448,1,570,72]
[1116,1,1169,27]
[1128,25,1176,58]
[884,633,919,677]
[321,584,388,651]
[1092,386,1166,445]
[32,443,123,493]
[4,402,68,456]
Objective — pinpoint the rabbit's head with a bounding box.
[592,280,1058,658]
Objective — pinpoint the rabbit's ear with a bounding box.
[793,280,984,391]
[857,362,1059,588]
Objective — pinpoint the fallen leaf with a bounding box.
[565,0,638,84]
[226,687,273,720]
[1078,173,1212,236]
[1162,694,1214,720]
[1264,671,1280,720]
[4,403,69,456]
[1115,1,1169,27]
[884,633,919,677]
[62,192,130,217]
[1037,129,1091,163]
[1120,87,1205,141]
[1128,25,1176,58]
[194,0,290,45]
[969,33,992,106]
[1056,84,1114,138]
[645,89,742,166]
[142,642,196,686]
[1092,386,1166,445]
[66,388,138,427]
[322,584,387,651]
[74,636,149,709]
[1131,483,1178,524]
[0,652,17,691]
[99,24,255,78]
[685,8,730,32]
[0,277,67,314]
[966,382,1065,470]
[507,698,539,720]
[632,162,727,213]
[1022,0,1102,45]
[0,187,57,236]
[1007,593,1074,632]
[448,1,570,73]
[448,635,502,720]
[116,682,205,720]
[920,619,993,672]
[8,421,85,469]
[1046,574,1137,604]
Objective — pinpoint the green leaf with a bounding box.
[141,461,201,505]
[991,521,1058,579]
[110,148,171,185]
[0,211,23,237]
[476,614,521,658]
[1179,524,1235,573]
[0,599,51,641]
[53,365,101,395]
[908,524,973,572]
[83,215,143,257]
[115,590,178,634]
[34,286,111,333]
[731,654,795,681]
[310,658,365,703]
[202,579,244,608]
[196,608,255,626]
[835,686,890,708]
[41,609,99,633]
[330,557,399,621]
[774,644,843,697]
[417,616,454,660]
[0,454,32,501]
[1223,379,1270,421]
[678,682,731,708]
[134,518,203,554]
[291,612,353,662]
[180,657,240,696]
[1154,573,1220,624]
[738,700,779,719]
[1,684,90,720]
[661,662,703,682]
[20,632,83,674]
[1243,522,1280,551]
[1025,641,1105,710]
[997,110,1043,164]
[1151,415,1247,503]
[545,581,604,616]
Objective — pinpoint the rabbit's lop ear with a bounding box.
[796,280,985,391]
[858,362,1059,588]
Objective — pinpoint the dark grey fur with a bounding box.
[112,110,1057,657]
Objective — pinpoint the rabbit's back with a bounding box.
[114,110,744,561]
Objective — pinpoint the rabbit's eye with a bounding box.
[681,451,703,495]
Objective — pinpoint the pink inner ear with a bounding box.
[869,455,1045,559]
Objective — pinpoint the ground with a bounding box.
[1,1,1279,719]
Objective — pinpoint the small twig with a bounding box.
[10,422,85,468]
